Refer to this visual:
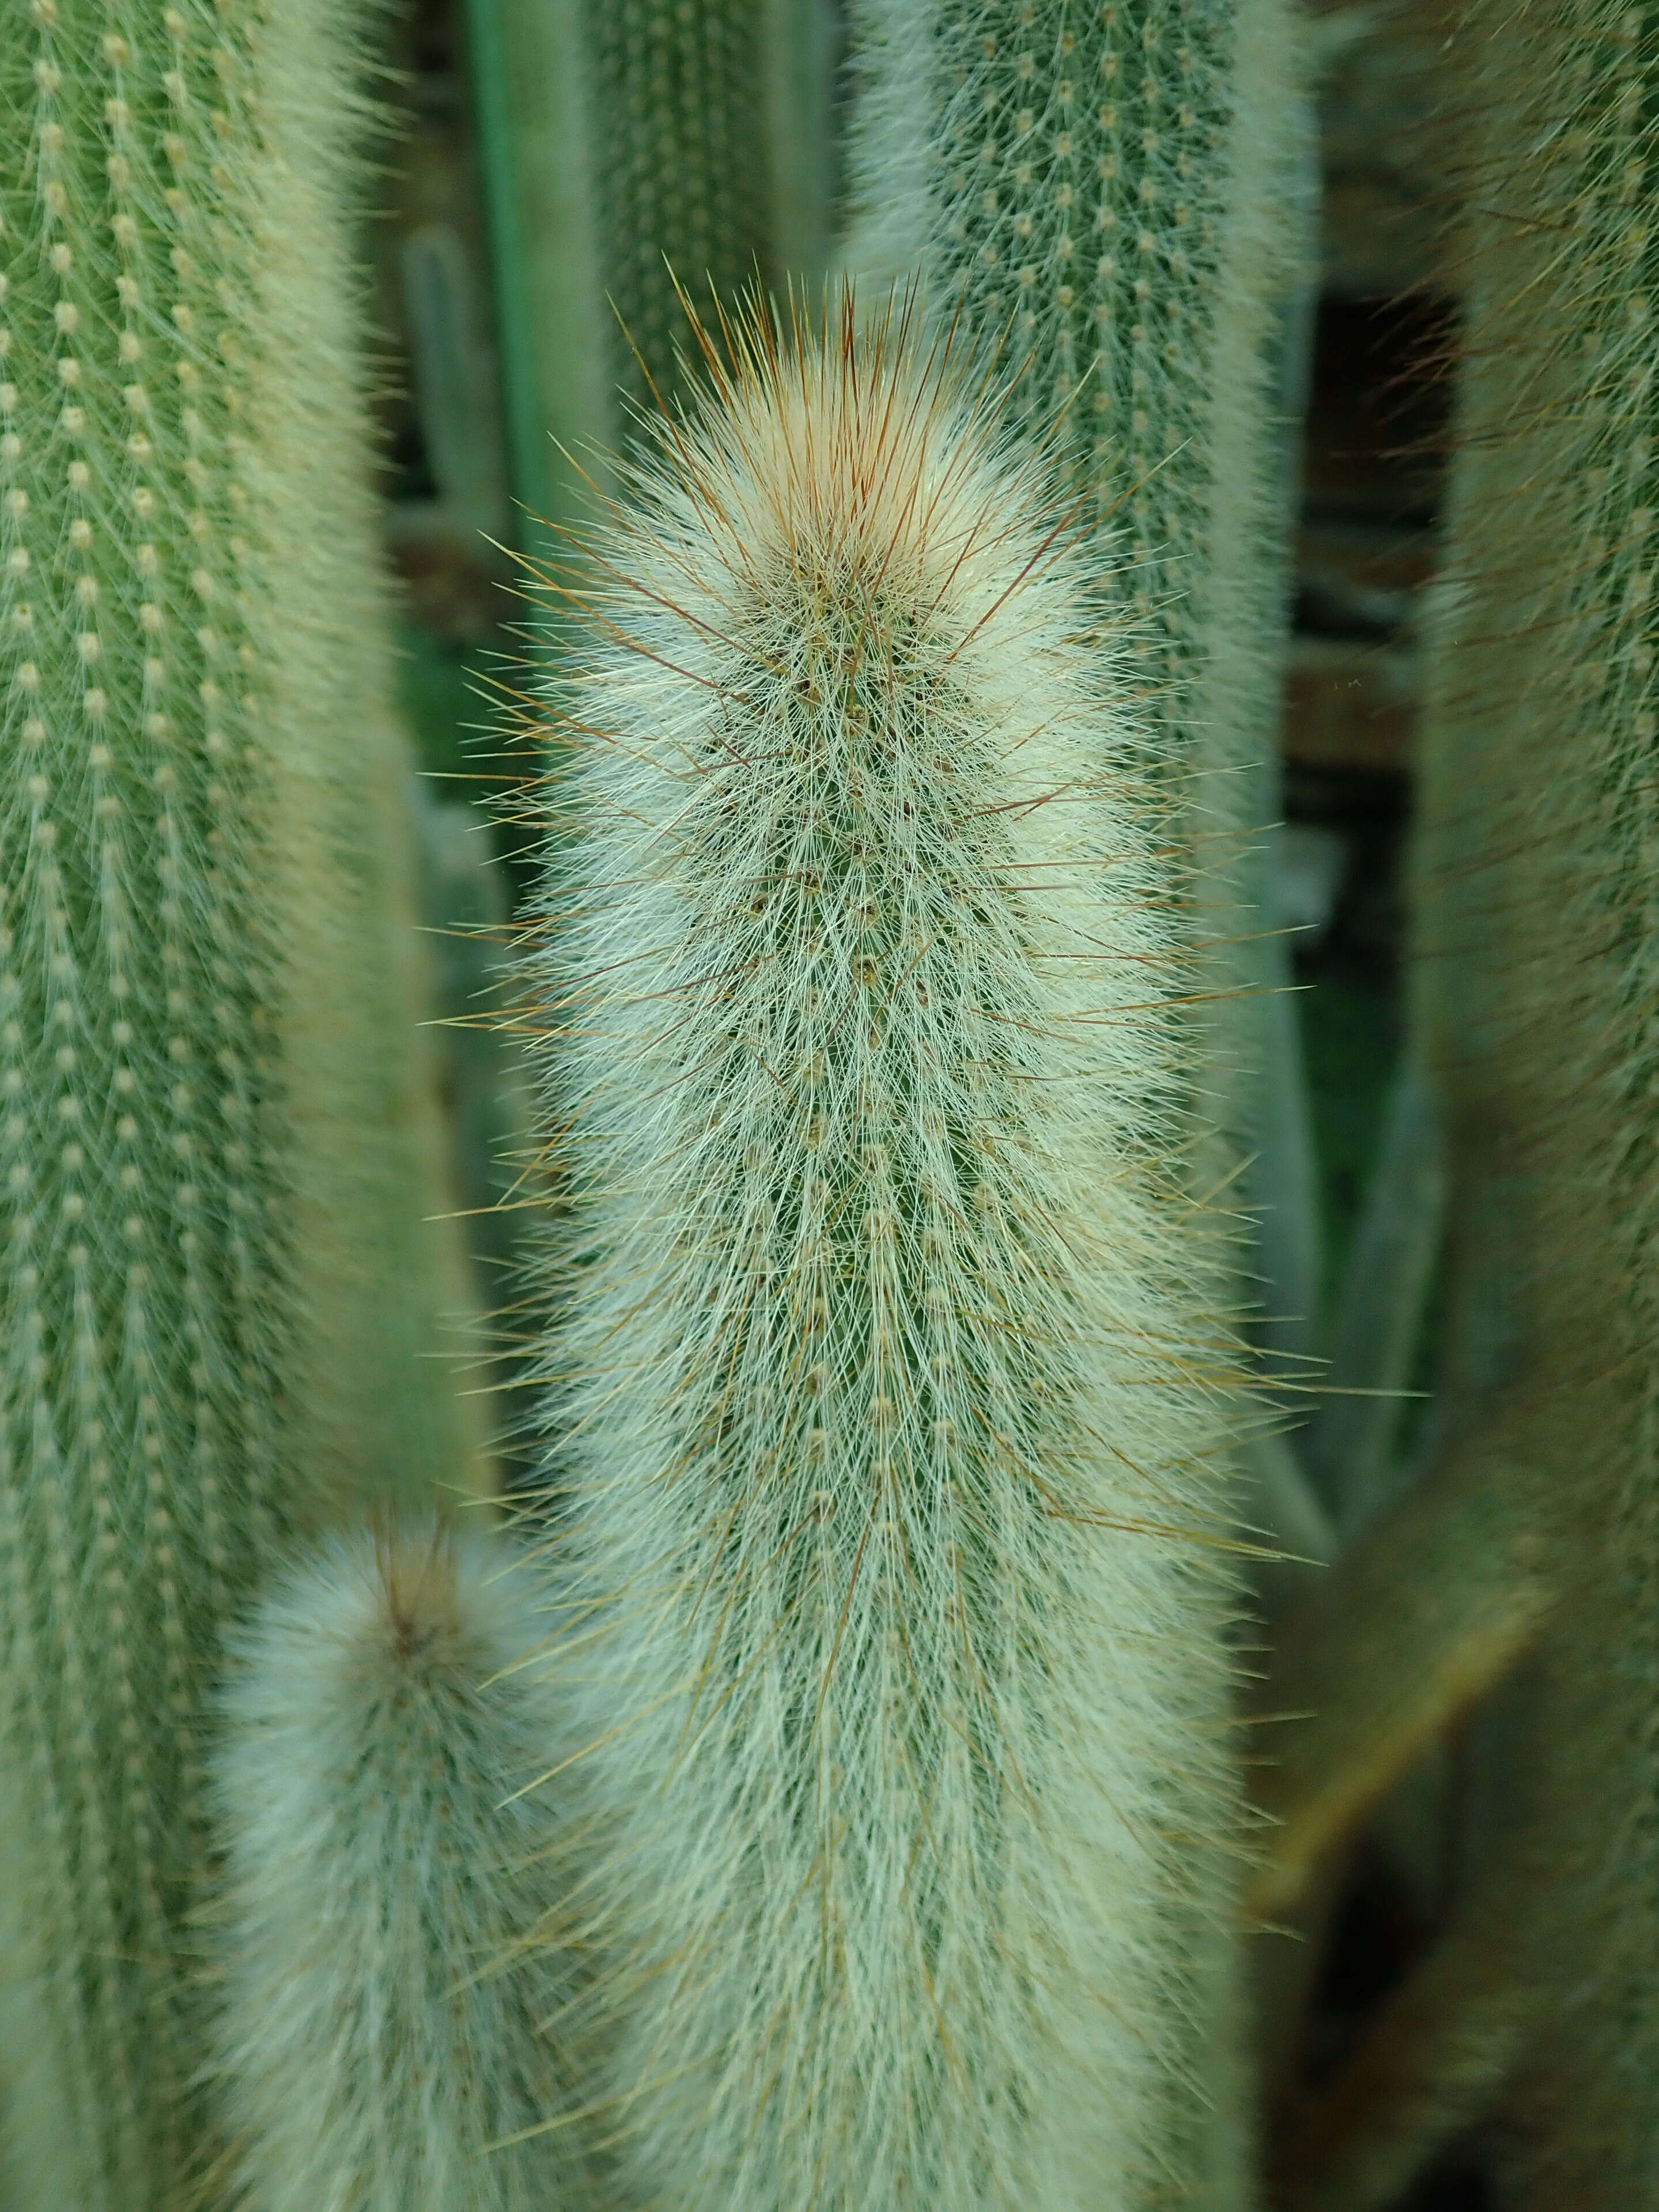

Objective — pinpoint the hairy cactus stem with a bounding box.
[512,287,1245,2211]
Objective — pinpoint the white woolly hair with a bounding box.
[205,1518,589,2212]
[515,289,1242,2211]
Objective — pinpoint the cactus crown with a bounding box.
[534,285,1212,1549]
[207,1515,592,2212]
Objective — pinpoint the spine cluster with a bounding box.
[520,297,1237,2211]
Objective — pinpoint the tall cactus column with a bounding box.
[844,0,1307,1168]
[1411,0,1659,2198]
[844,3,1309,2196]
[0,2,478,2202]
[522,297,1242,2212]
[207,1517,591,2212]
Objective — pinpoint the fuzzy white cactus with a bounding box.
[206,1516,591,2212]
[516,292,1241,2211]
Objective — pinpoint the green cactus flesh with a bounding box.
[519,298,1239,2211]
[842,0,1309,1385]
[0,1,473,2199]
[843,0,1302,860]
[844,7,1305,2193]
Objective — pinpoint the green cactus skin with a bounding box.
[486,0,613,546]
[1413,2,1659,2198]
[479,0,829,552]
[207,1517,589,2212]
[0,1,480,2200]
[578,0,776,410]
[840,0,1311,1369]
[519,296,1239,2211]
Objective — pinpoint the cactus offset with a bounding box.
[0,2,477,2200]
[517,295,1239,2211]
[207,1517,589,2212]
[1411,1,1659,2197]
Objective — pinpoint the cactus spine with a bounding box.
[207,1518,588,2212]
[521,296,1237,2211]
[1413,1,1659,2197]
[0,1,478,2199]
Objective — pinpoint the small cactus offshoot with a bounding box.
[207,1516,589,2212]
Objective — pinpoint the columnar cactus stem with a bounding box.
[842,0,1308,1147]
[1412,0,1659,2195]
[208,1518,589,2212]
[519,295,1241,2211]
[579,0,776,409]
[0,2,479,2200]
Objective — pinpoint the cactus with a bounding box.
[1411,0,1659,2196]
[577,0,776,410]
[474,0,832,555]
[518,292,1239,2211]
[0,1,479,2200]
[841,0,1307,1130]
[207,1516,589,2212]
[840,0,1316,1421]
